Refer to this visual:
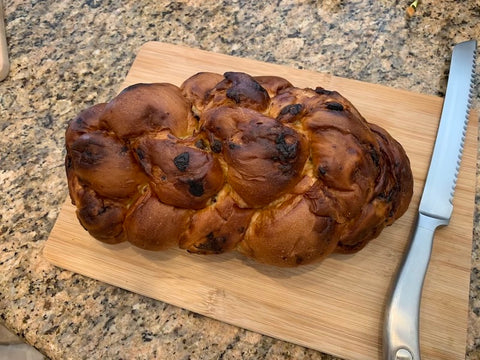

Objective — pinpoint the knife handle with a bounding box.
[383,213,448,360]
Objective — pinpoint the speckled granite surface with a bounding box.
[0,0,479,359]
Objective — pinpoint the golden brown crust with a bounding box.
[181,72,224,112]
[68,131,148,199]
[131,133,224,209]
[179,195,254,254]
[124,187,191,250]
[239,195,338,266]
[65,71,414,267]
[202,106,308,207]
[99,83,196,138]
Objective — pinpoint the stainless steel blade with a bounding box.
[383,39,477,360]
[419,39,477,221]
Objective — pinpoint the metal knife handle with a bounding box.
[383,213,448,360]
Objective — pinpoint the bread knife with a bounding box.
[383,39,477,360]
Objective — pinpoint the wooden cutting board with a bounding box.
[44,42,478,360]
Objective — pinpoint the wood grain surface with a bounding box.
[44,42,478,360]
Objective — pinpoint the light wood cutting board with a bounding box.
[44,42,478,360]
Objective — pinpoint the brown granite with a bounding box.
[0,0,479,359]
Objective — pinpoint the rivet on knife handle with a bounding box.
[383,39,477,360]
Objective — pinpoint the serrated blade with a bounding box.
[419,40,477,221]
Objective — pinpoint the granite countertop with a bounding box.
[0,0,479,359]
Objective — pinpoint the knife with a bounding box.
[383,39,477,360]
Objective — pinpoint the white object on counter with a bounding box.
[0,2,9,81]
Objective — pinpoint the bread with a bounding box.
[65,71,414,267]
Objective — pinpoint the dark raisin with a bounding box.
[195,232,226,253]
[188,180,204,197]
[326,102,344,111]
[279,103,303,116]
[195,139,207,149]
[211,139,222,153]
[369,149,380,167]
[173,152,190,172]
[228,142,238,150]
[135,148,145,160]
[377,188,394,202]
[275,133,298,160]
[318,166,327,176]
[315,87,333,95]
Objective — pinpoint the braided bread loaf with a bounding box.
[65,71,413,267]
